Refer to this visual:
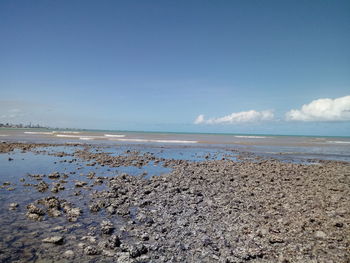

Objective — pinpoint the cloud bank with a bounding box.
[194,110,274,124]
[286,95,350,122]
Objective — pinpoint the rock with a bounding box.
[26,204,45,215]
[77,242,85,249]
[26,213,41,221]
[67,207,82,218]
[102,250,116,257]
[9,203,19,210]
[335,222,344,228]
[106,206,116,214]
[75,181,87,187]
[314,231,327,239]
[106,235,121,248]
[84,245,101,255]
[48,172,60,179]
[50,182,65,193]
[36,181,49,192]
[89,203,101,212]
[116,252,131,262]
[129,244,148,258]
[101,220,114,235]
[140,233,149,241]
[38,196,60,208]
[42,236,64,244]
[48,208,61,217]
[63,250,74,258]
[50,186,59,193]
[269,236,285,244]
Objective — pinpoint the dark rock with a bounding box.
[129,244,148,258]
[48,172,60,179]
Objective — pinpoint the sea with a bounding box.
[1,128,350,162]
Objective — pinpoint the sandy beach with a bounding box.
[0,141,349,262]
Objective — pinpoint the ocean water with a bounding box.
[1,128,350,162]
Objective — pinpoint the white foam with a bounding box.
[0,134,8,137]
[234,135,267,139]
[55,134,105,139]
[104,134,126,138]
[24,131,53,135]
[109,138,198,144]
[327,140,350,144]
[52,131,81,134]
[55,134,81,138]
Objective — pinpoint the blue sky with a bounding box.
[1,0,350,136]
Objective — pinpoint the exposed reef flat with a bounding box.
[0,142,349,262]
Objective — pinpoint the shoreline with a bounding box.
[0,142,349,262]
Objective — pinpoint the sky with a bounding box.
[0,0,350,136]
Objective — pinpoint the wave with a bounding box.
[0,134,8,136]
[24,131,53,135]
[52,131,81,134]
[104,134,126,138]
[109,138,198,144]
[55,134,105,139]
[234,135,267,139]
[327,141,350,144]
[55,134,81,138]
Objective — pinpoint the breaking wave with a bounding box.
[79,137,95,140]
[24,132,53,135]
[52,131,81,134]
[104,134,126,138]
[234,135,267,139]
[55,134,105,139]
[327,141,350,144]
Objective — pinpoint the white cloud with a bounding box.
[286,95,350,122]
[194,110,274,124]
[194,114,205,124]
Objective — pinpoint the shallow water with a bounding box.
[0,146,174,262]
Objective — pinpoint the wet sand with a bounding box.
[0,142,349,262]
